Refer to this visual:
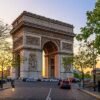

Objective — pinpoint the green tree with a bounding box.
[75,0,99,89]
[0,41,12,77]
[0,20,11,88]
[0,20,27,82]
[76,0,100,54]
[84,71,91,78]
[0,21,11,75]
[62,56,73,72]
[74,73,81,79]
[74,43,98,88]
[0,20,10,41]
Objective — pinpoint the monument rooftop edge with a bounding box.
[11,11,75,36]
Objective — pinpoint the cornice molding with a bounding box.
[11,21,75,37]
[12,11,74,28]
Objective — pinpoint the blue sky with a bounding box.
[0,0,95,34]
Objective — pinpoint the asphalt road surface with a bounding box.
[0,81,97,100]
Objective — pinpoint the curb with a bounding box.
[78,88,100,100]
[0,87,11,91]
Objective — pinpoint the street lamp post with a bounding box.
[93,69,96,91]
[88,41,96,91]
[1,65,4,88]
[93,43,96,91]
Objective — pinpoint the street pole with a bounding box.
[1,65,3,88]
[93,41,96,91]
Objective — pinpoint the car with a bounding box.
[59,80,71,89]
[84,78,91,83]
[41,78,50,82]
[37,78,41,82]
[72,78,80,83]
[26,77,35,82]
[0,79,7,84]
[49,78,59,82]
[22,78,28,82]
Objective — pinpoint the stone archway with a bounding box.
[42,41,58,78]
[11,11,74,79]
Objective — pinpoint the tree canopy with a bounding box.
[73,44,97,72]
[0,41,12,70]
[62,56,73,72]
[0,20,12,78]
[0,20,10,40]
[76,0,100,53]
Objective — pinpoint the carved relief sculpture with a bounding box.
[26,36,40,46]
[62,42,72,51]
[28,53,37,71]
[64,64,71,72]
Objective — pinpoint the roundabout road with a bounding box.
[0,81,97,100]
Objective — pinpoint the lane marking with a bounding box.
[46,88,52,100]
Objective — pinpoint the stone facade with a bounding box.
[11,11,74,79]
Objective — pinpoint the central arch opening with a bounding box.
[42,41,58,78]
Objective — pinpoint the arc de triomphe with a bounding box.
[11,11,74,79]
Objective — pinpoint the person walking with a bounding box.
[0,80,3,88]
[11,79,15,88]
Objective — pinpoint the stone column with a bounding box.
[55,54,61,78]
[11,52,20,79]
[11,67,17,79]
[45,56,49,78]
[20,50,29,78]
[36,51,42,79]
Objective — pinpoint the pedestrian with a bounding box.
[0,80,3,88]
[11,79,15,88]
[0,80,2,88]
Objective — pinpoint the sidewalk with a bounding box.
[0,82,11,91]
[78,87,100,100]
[73,83,100,99]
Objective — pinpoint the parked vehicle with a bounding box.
[59,80,71,89]
[22,78,28,82]
[0,79,7,84]
[72,78,80,83]
[41,78,50,82]
[26,78,34,82]
[84,78,91,83]
[37,78,41,82]
[49,78,59,82]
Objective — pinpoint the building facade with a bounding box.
[11,11,74,79]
